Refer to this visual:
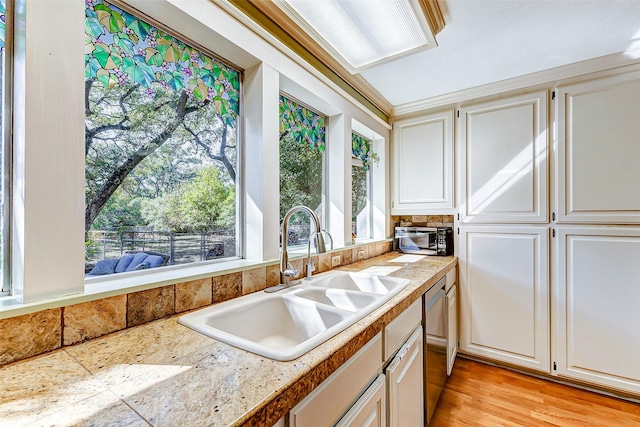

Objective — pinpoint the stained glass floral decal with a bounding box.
[279,95,326,152]
[85,0,239,126]
[0,0,6,52]
[352,133,378,170]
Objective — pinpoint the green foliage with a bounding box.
[352,133,378,171]
[279,133,323,223]
[92,190,145,231]
[85,0,239,126]
[143,167,235,233]
[352,165,368,222]
[279,95,326,152]
[0,0,6,51]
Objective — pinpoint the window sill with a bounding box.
[0,258,273,319]
[0,238,393,320]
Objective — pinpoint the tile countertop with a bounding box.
[0,252,457,427]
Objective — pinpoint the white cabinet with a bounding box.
[386,327,424,427]
[335,374,386,427]
[556,72,640,224]
[459,91,548,223]
[553,227,640,395]
[458,226,550,372]
[391,110,454,214]
[446,283,457,376]
[290,333,382,427]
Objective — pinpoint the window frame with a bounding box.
[1,0,13,295]
[83,0,244,277]
[350,132,373,241]
[278,92,328,248]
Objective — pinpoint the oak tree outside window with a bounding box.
[84,0,241,274]
[0,0,9,294]
[352,133,375,240]
[278,94,326,246]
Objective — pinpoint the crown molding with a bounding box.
[392,50,640,118]
[418,0,445,35]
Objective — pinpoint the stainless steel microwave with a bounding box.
[394,226,453,256]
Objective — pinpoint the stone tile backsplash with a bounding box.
[0,240,393,367]
[391,215,454,228]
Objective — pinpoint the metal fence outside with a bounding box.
[85,229,236,268]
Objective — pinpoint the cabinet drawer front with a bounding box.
[334,374,386,427]
[290,333,383,427]
[384,299,422,362]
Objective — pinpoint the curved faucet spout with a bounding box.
[279,205,327,286]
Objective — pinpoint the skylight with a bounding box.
[275,0,437,73]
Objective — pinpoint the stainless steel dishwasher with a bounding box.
[424,277,447,424]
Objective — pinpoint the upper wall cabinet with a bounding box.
[391,110,454,215]
[459,91,548,223]
[556,72,640,224]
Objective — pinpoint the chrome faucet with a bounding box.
[266,205,330,292]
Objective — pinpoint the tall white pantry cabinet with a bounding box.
[392,67,640,396]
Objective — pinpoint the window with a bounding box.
[278,94,326,246]
[351,133,376,241]
[84,0,241,274]
[0,0,10,294]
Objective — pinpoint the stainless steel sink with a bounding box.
[179,271,410,361]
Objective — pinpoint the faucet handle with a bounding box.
[283,262,299,278]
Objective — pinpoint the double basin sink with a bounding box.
[179,271,410,361]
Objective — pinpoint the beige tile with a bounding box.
[127,286,175,328]
[63,296,127,346]
[0,309,61,366]
[175,278,212,313]
[64,317,215,389]
[110,340,310,427]
[266,264,281,288]
[341,249,353,265]
[412,215,428,225]
[427,215,443,225]
[0,350,107,424]
[443,215,454,224]
[32,390,150,427]
[317,253,332,273]
[242,267,267,295]
[352,246,368,262]
[212,272,242,303]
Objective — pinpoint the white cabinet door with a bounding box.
[386,327,424,427]
[556,72,640,224]
[391,110,454,214]
[553,227,640,394]
[335,375,386,427]
[446,284,457,376]
[459,226,550,372]
[459,91,548,223]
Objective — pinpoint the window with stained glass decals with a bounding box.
[84,0,241,275]
[278,95,326,246]
[352,133,376,241]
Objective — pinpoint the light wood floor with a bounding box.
[430,358,640,426]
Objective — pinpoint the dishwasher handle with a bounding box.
[425,277,446,311]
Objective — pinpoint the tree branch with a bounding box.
[85,91,193,232]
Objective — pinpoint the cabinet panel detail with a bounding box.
[557,73,640,223]
[554,228,640,394]
[392,110,454,214]
[460,91,548,223]
[459,227,549,371]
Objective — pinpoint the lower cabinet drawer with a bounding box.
[289,333,383,427]
[384,299,422,362]
[335,374,386,427]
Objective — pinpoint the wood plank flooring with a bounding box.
[430,358,640,426]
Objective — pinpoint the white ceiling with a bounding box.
[358,0,640,107]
